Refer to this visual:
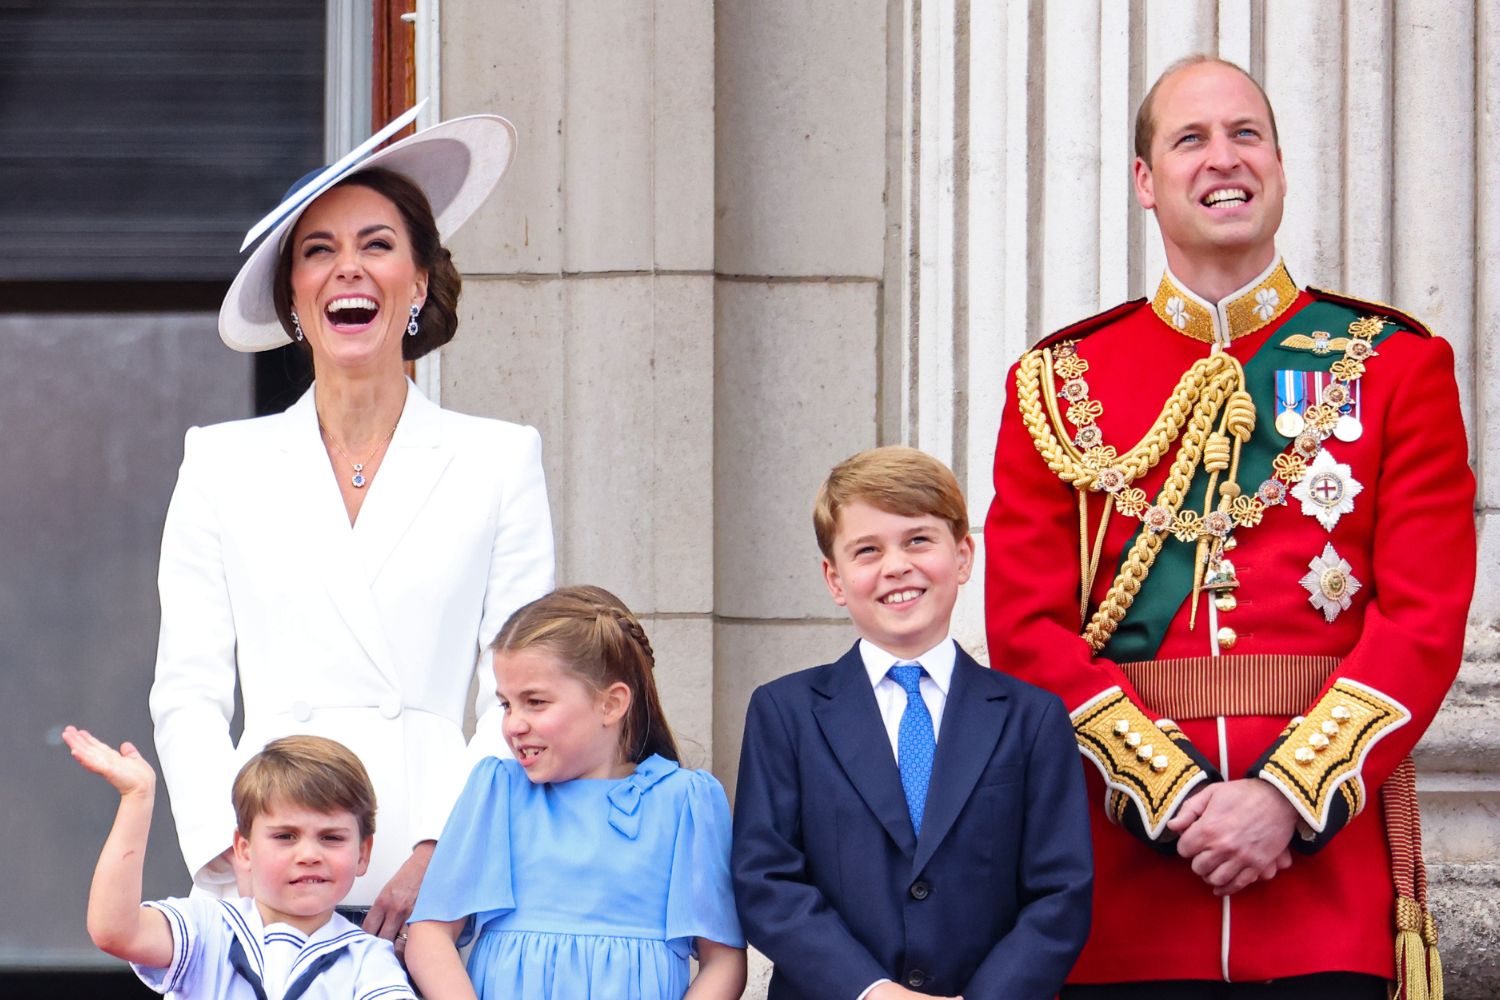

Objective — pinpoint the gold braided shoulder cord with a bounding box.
[1082,370,1239,650]
[1015,315,1386,654]
[1015,348,1248,651]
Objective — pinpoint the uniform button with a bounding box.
[909,881,930,900]
[1222,536,1238,552]
[379,695,403,719]
[1215,593,1238,613]
[906,970,927,989]
[1216,626,1238,650]
[290,701,312,722]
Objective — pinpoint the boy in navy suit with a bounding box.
[733,446,1092,1000]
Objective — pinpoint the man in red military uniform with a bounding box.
[984,56,1475,999]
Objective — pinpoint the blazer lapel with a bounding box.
[351,382,454,582]
[813,644,917,857]
[912,646,1010,875]
[278,389,402,687]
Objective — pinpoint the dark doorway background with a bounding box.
[0,2,324,995]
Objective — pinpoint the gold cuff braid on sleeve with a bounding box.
[1258,679,1411,832]
[1072,687,1209,840]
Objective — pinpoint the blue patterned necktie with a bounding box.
[888,663,935,834]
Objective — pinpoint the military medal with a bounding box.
[1291,450,1363,530]
[1313,373,1363,443]
[1274,370,1308,438]
[1301,543,1362,622]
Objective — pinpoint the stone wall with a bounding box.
[437,1,1497,995]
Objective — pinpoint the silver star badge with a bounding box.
[1301,543,1362,623]
[1290,449,1363,531]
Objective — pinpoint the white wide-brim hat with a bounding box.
[219,103,516,352]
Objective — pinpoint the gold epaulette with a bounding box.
[1071,687,1209,840]
[1030,298,1148,353]
[1257,678,1411,832]
[1306,287,1434,338]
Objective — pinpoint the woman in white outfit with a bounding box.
[150,111,554,948]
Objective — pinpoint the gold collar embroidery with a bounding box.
[1151,259,1299,347]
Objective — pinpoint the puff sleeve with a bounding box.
[664,770,744,958]
[409,756,516,945]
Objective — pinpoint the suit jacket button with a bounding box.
[909,880,930,900]
[379,695,403,719]
[290,701,312,722]
[906,970,927,988]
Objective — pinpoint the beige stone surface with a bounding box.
[653,0,715,271]
[563,275,713,615]
[563,3,655,272]
[442,1,565,274]
[714,280,879,620]
[443,277,570,569]
[712,620,857,799]
[648,615,716,770]
[714,1,888,277]
[443,274,712,614]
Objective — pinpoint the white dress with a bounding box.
[150,382,554,902]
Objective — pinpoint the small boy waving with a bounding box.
[64,727,414,999]
[732,447,1093,999]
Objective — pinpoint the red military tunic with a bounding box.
[984,259,1475,985]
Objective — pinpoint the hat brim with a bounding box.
[218,114,516,353]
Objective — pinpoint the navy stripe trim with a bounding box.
[217,899,264,971]
[287,928,363,977]
[359,985,418,1000]
[146,901,191,991]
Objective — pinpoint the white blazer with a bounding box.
[149,382,554,903]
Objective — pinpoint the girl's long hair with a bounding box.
[491,585,679,763]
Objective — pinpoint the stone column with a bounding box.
[437,0,719,762]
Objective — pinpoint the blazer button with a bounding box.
[290,701,312,723]
[909,880,930,900]
[379,695,403,719]
[906,970,927,989]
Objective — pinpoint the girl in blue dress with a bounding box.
[406,585,746,1000]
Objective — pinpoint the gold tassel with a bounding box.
[1394,897,1428,1000]
[1423,907,1444,1000]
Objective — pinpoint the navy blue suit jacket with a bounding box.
[732,641,1092,1000]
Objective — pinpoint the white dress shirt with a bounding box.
[855,636,957,1000]
[859,636,957,759]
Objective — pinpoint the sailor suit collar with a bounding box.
[219,899,365,1000]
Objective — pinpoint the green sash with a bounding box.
[1100,300,1400,663]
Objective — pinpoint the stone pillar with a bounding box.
[437,0,719,763]
[711,0,893,790]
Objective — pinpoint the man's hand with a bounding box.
[364,840,436,952]
[1168,778,1297,895]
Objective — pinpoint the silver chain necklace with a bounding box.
[320,420,399,489]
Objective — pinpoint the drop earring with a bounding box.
[291,310,305,342]
[407,303,420,337]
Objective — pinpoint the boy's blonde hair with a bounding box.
[813,446,970,559]
[232,735,376,840]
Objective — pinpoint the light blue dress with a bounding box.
[411,754,743,1000]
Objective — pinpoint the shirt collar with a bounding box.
[859,637,956,695]
[1150,256,1298,348]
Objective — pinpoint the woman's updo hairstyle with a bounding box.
[272,166,462,361]
[492,585,680,764]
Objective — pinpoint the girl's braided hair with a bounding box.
[491,585,679,763]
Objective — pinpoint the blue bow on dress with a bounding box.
[605,755,677,839]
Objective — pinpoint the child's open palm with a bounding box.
[62,726,156,797]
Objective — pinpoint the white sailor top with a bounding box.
[132,897,414,1000]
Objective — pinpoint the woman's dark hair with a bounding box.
[491,585,680,764]
[272,166,462,361]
